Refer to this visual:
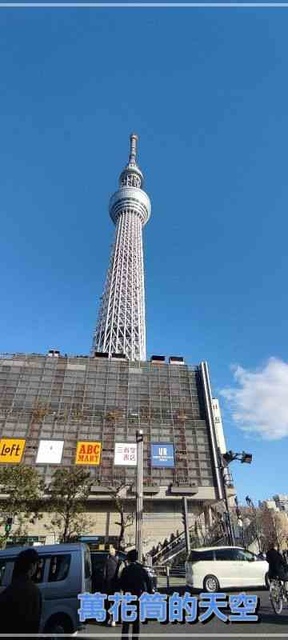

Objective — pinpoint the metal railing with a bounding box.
[151,519,260,567]
[151,524,226,566]
[153,564,186,589]
[151,532,188,565]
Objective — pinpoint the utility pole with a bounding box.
[136,429,144,561]
[218,451,235,546]
[182,497,191,556]
[235,496,244,546]
[223,479,235,545]
[217,449,252,546]
[105,511,110,544]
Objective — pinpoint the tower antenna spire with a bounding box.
[92,134,151,361]
[129,133,138,165]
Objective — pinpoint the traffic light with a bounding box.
[5,517,13,535]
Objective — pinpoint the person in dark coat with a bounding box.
[0,547,42,635]
[119,548,152,640]
[103,547,122,626]
[266,545,288,590]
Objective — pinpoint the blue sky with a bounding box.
[1,7,288,502]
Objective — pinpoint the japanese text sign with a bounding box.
[114,443,137,466]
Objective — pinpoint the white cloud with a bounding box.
[220,358,288,441]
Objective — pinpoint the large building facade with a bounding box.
[0,351,224,545]
[0,352,221,493]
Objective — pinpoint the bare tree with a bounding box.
[234,502,288,552]
[257,507,288,551]
[0,466,44,547]
[46,468,93,542]
[108,482,134,550]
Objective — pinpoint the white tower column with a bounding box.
[92,134,151,361]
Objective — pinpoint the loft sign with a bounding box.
[0,439,26,464]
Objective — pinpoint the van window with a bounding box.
[33,557,46,583]
[48,554,71,582]
[214,548,240,561]
[188,550,214,563]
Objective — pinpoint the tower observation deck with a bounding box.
[92,134,151,361]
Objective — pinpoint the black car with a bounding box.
[91,550,157,592]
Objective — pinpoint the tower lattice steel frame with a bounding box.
[92,134,151,361]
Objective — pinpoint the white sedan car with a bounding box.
[185,545,269,592]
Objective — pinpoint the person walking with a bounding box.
[0,547,42,635]
[103,546,123,626]
[119,548,152,640]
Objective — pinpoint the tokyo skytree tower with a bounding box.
[92,134,151,361]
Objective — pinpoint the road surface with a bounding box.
[78,589,288,637]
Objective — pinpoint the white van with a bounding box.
[0,542,92,633]
[185,545,269,592]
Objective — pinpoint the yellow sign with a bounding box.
[75,441,101,465]
[0,439,26,463]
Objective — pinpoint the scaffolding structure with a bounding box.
[0,352,219,494]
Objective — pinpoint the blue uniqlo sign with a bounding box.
[151,443,175,468]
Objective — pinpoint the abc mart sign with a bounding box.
[75,441,102,466]
[0,439,26,464]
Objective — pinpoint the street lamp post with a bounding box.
[181,496,191,556]
[235,496,244,546]
[136,429,144,561]
[218,449,253,547]
[219,456,235,546]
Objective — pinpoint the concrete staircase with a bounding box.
[150,518,260,566]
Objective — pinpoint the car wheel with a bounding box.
[265,572,270,589]
[203,574,220,592]
[44,614,73,634]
